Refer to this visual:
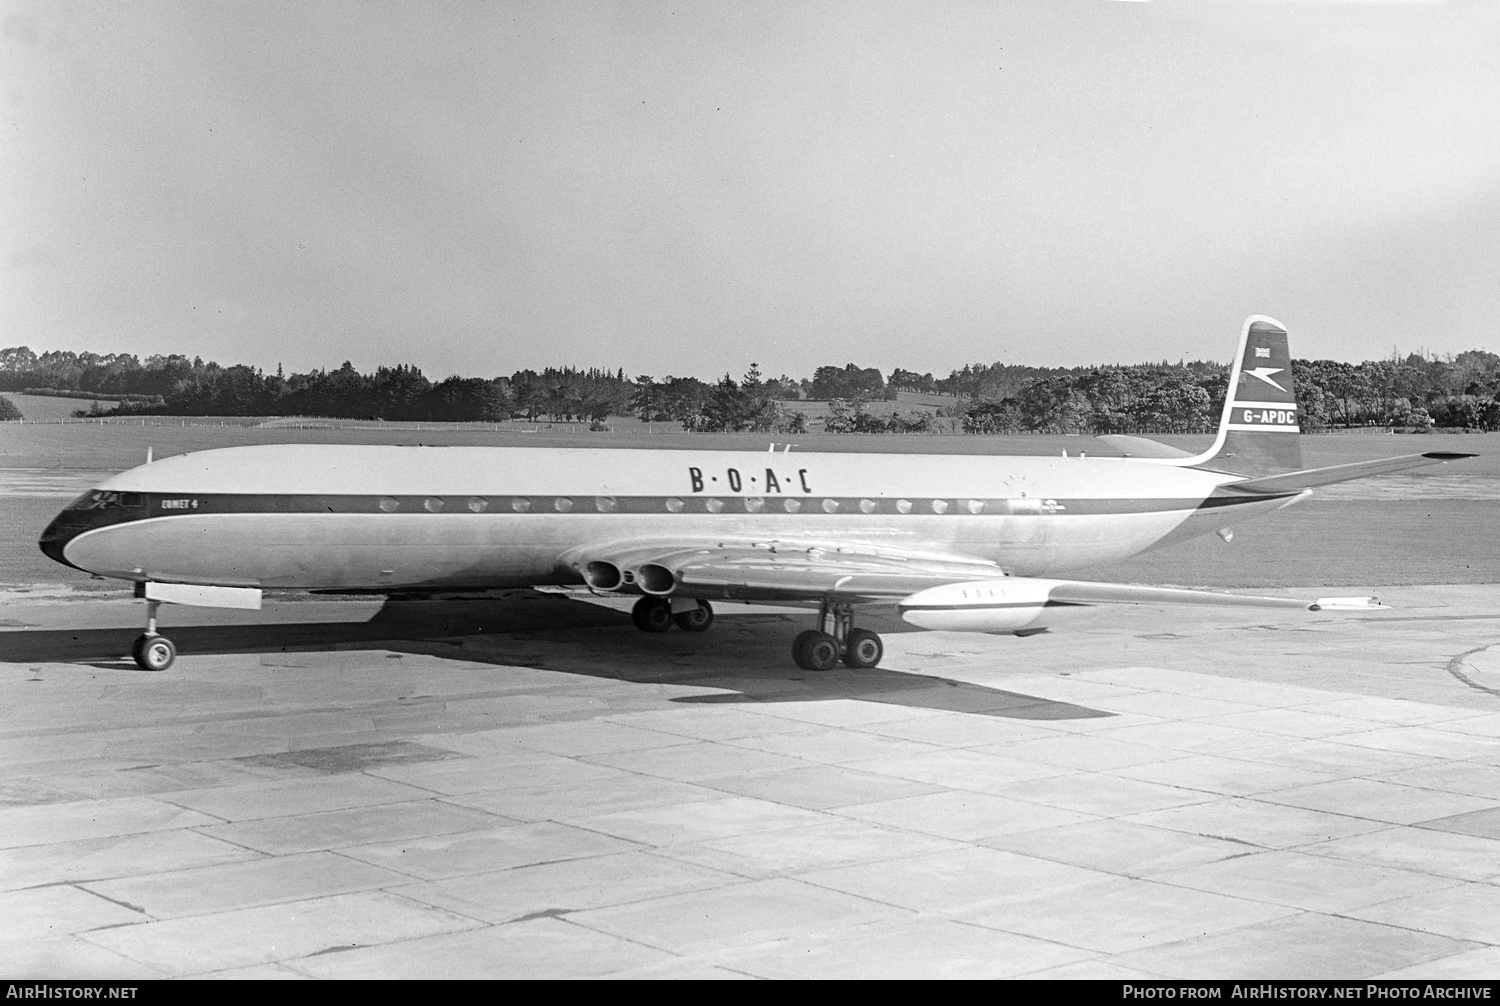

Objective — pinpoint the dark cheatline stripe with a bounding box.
[53,490,1299,521]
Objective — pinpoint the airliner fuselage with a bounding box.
[41,444,1294,592]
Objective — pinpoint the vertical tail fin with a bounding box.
[1167,315,1303,476]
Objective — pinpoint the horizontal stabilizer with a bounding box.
[1095,435,1196,460]
[1219,451,1477,494]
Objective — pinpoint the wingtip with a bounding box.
[1310,596,1388,611]
[1419,452,1479,461]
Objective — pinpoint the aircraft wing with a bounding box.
[898,577,1383,632]
[1217,451,1476,494]
[1043,580,1380,610]
[565,537,1380,620]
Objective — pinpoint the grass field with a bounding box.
[1,392,123,422]
[773,391,956,421]
[2,422,1494,592]
[3,416,1495,469]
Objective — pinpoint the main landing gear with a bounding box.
[792,598,882,671]
[631,596,715,634]
[132,599,177,671]
[629,595,882,671]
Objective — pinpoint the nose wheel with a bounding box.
[792,600,882,670]
[131,599,177,671]
[132,634,176,671]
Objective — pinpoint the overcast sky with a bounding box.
[3,1,1497,381]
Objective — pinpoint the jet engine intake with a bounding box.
[636,563,677,596]
[583,560,624,592]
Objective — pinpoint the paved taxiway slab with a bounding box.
[3,586,1500,978]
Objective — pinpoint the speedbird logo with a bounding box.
[1244,367,1287,393]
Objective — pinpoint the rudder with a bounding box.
[1176,315,1303,476]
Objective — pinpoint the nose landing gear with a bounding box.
[132,599,176,671]
[792,599,883,670]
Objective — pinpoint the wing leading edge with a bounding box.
[898,578,1383,633]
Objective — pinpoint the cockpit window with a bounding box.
[69,491,145,511]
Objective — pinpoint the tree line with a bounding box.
[960,353,1500,434]
[1,343,1497,433]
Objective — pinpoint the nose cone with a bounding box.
[39,490,147,574]
[39,511,88,571]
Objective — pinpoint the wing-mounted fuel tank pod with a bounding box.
[897,579,1094,635]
